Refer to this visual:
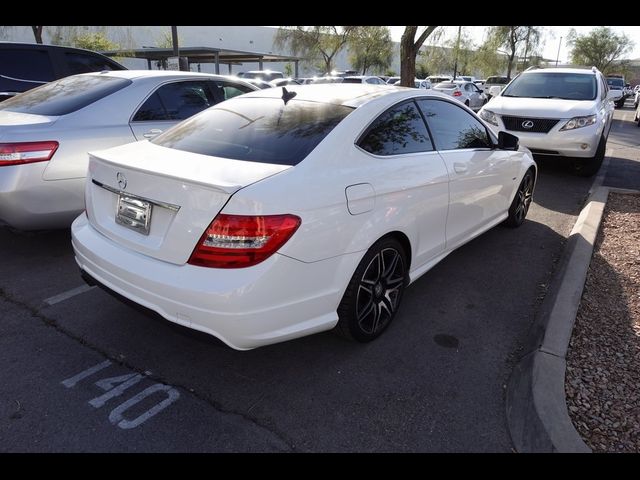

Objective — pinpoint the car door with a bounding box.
[129,80,217,140]
[356,99,449,268]
[416,98,518,250]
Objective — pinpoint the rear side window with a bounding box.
[0,75,132,116]
[417,99,491,150]
[358,101,433,156]
[0,49,54,91]
[211,80,254,101]
[64,52,122,75]
[132,81,215,122]
[152,97,353,166]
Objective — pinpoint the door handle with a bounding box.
[453,162,468,174]
[143,129,163,139]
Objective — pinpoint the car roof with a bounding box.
[523,67,597,75]
[78,69,242,81]
[233,83,453,109]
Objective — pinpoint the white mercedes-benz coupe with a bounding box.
[71,84,537,350]
[0,70,257,230]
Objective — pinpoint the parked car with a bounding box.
[342,76,387,85]
[269,78,301,87]
[479,66,616,176]
[427,75,452,84]
[634,89,640,109]
[0,70,258,230]
[415,79,432,89]
[633,102,640,127]
[606,75,626,108]
[71,84,536,350]
[238,70,284,82]
[386,76,400,85]
[242,78,273,89]
[0,41,125,102]
[483,76,509,99]
[432,81,486,110]
[312,76,344,84]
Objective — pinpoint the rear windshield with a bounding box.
[0,74,132,116]
[501,72,597,101]
[435,82,456,88]
[486,77,509,84]
[152,97,354,166]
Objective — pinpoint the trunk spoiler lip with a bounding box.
[91,179,181,212]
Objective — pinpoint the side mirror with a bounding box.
[498,131,519,151]
[488,85,503,98]
[607,89,623,101]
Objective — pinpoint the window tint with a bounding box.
[0,74,131,116]
[152,98,353,166]
[0,49,54,91]
[417,99,491,151]
[212,81,253,101]
[358,101,433,156]
[135,81,215,122]
[64,52,121,75]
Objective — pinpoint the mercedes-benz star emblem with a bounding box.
[117,172,127,190]
[522,120,534,129]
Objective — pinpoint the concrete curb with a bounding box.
[506,172,626,451]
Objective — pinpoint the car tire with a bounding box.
[335,237,408,343]
[572,135,606,177]
[504,169,535,228]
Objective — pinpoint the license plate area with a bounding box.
[116,195,152,235]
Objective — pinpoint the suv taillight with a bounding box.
[0,141,59,167]
[188,214,301,268]
[453,90,462,97]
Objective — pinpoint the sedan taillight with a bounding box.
[0,141,59,167]
[453,91,462,97]
[188,214,301,268]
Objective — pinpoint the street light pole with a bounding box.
[555,36,562,67]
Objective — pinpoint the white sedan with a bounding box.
[71,85,536,350]
[0,70,257,230]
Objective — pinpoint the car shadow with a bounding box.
[528,157,593,215]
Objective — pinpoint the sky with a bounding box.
[386,26,640,64]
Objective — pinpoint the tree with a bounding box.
[73,32,119,52]
[284,63,293,77]
[348,26,393,75]
[486,26,530,80]
[31,26,44,44]
[274,26,359,74]
[400,26,438,87]
[568,27,634,74]
[470,40,506,78]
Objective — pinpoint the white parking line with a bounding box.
[44,284,96,306]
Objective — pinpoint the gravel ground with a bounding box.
[566,192,640,453]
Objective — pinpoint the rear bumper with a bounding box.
[0,163,84,230]
[71,213,361,350]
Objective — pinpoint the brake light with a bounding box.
[188,214,301,268]
[453,91,462,97]
[0,141,59,166]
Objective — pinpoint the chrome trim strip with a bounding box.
[92,179,181,212]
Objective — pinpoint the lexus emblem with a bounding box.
[522,120,534,129]
[117,172,127,190]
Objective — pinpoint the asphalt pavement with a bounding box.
[0,103,637,452]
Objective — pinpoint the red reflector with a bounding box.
[0,141,59,166]
[453,91,462,96]
[188,214,301,268]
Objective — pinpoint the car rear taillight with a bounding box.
[188,214,301,268]
[0,141,59,167]
[453,91,462,97]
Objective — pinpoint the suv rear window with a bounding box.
[501,72,597,101]
[0,49,54,91]
[0,74,132,116]
[486,77,509,84]
[606,78,624,88]
[152,97,353,166]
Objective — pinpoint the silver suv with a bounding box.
[479,67,617,176]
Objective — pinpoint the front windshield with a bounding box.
[501,72,597,100]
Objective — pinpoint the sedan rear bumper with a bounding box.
[72,213,361,350]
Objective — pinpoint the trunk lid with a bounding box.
[0,111,58,140]
[86,140,291,264]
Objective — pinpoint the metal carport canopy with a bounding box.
[101,46,301,76]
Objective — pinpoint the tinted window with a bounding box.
[486,77,509,85]
[132,92,167,121]
[212,81,254,100]
[358,101,433,156]
[606,77,624,88]
[417,99,491,150]
[152,98,353,166]
[502,72,597,100]
[0,49,54,92]
[343,78,363,84]
[0,74,131,116]
[64,52,121,75]
[141,81,216,121]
